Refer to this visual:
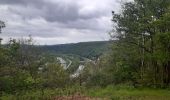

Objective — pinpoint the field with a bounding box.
[87,85,170,100]
[1,85,170,100]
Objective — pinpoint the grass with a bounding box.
[0,86,86,100]
[86,85,170,100]
[1,85,170,100]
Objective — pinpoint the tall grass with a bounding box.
[1,85,170,100]
[86,85,170,100]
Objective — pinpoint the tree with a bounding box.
[0,20,5,44]
[110,0,170,87]
[40,63,69,88]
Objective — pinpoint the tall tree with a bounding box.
[0,20,5,44]
[111,0,170,87]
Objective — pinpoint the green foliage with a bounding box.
[40,41,111,60]
[86,85,170,100]
[40,63,69,88]
[0,1,170,99]
[0,38,70,96]
[108,0,170,87]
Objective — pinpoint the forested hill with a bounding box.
[40,41,111,59]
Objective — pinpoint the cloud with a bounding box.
[0,0,125,44]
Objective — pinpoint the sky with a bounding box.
[0,0,130,45]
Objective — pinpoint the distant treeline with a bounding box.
[39,41,111,60]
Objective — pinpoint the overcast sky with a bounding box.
[0,0,130,45]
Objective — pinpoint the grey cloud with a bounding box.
[0,0,122,44]
[43,3,80,22]
[0,0,112,23]
[0,0,44,6]
[0,0,80,22]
